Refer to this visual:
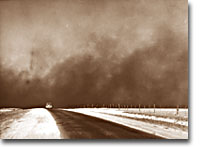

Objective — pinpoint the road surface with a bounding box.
[0,108,163,139]
[49,109,163,139]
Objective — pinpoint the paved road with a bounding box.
[49,109,163,139]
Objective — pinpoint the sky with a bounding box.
[0,0,188,108]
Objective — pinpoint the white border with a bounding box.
[0,0,199,147]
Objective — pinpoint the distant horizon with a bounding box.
[0,104,188,109]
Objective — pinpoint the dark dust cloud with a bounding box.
[0,0,188,108]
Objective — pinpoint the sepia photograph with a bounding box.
[0,0,188,139]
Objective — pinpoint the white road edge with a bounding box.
[64,108,188,139]
[1,108,61,139]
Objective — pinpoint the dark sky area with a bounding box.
[0,0,188,108]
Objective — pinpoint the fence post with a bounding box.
[139,104,140,112]
[176,105,179,115]
[118,104,120,110]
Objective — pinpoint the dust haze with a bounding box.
[0,0,188,108]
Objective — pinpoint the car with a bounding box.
[45,102,53,109]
